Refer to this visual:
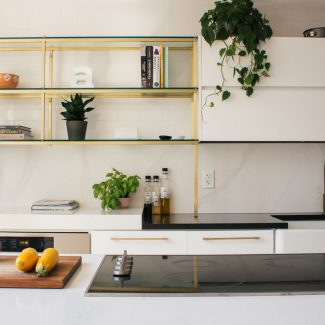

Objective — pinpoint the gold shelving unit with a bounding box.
[0,36,198,215]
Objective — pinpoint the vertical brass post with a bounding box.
[48,50,54,139]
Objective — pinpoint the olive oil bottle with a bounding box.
[160,168,170,216]
[152,175,161,215]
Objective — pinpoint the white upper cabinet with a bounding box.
[200,37,325,141]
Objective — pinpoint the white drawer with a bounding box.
[275,229,325,254]
[91,231,187,255]
[187,230,274,255]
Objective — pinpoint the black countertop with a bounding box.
[86,254,325,296]
[142,213,288,230]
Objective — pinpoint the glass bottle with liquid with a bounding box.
[143,175,152,222]
[160,168,170,216]
[152,175,161,215]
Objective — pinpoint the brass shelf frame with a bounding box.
[0,36,198,216]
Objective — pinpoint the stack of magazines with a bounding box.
[31,200,79,211]
[0,125,33,140]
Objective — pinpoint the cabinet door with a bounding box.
[91,231,187,255]
[200,37,325,141]
[187,230,274,255]
[275,229,325,254]
[201,37,325,88]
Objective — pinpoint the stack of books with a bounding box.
[31,200,79,212]
[0,125,33,140]
[141,44,168,88]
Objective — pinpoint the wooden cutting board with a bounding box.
[0,255,82,288]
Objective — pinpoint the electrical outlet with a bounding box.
[202,169,215,189]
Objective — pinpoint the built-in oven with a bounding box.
[0,232,90,253]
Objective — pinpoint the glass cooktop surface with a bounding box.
[86,254,325,296]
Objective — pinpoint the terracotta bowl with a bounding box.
[0,73,19,88]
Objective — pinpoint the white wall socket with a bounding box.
[202,169,215,189]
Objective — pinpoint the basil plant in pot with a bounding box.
[92,168,141,210]
[60,93,95,140]
[200,0,273,102]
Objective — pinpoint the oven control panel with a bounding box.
[0,236,53,252]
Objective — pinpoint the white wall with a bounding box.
[0,0,325,213]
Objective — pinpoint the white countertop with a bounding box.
[1,254,325,325]
[0,207,142,231]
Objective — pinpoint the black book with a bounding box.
[146,46,153,88]
[141,43,147,88]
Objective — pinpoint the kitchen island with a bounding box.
[1,254,325,325]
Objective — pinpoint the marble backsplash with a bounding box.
[0,143,324,213]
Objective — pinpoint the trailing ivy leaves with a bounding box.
[200,0,273,101]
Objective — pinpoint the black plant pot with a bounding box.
[66,121,88,140]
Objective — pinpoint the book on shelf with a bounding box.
[0,134,33,140]
[153,46,161,88]
[31,199,79,211]
[140,43,147,88]
[145,45,153,88]
[0,125,31,132]
[141,44,168,89]
[163,47,169,88]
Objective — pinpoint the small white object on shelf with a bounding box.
[71,67,94,88]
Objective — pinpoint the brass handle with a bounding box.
[110,237,169,241]
[203,236,261,241]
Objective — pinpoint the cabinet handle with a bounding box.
[110,237,169,241]
[202,236,260,241]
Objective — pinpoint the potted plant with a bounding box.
[92,168,141,210]
[60,93,95,140]
[200,0,273,101]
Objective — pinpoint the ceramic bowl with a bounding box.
[0,73,19,88]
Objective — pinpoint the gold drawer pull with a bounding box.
[203,236,261,241]
[110,237,169,241]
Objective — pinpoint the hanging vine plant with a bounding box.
[200,0,273,102]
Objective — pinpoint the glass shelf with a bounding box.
[0,36,197,51]
[0,88,197,98]
[45,87,197,98]
[0,139,198,145]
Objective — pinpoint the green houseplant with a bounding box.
[92,168,141,210]
[60,93,95,140]
[200,0,273,101]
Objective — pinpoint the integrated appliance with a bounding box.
[142,213,288,230]
[86,253,325,296]
[0,232,90,253]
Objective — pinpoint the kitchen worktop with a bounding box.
[143,213,288,229]
[2,254,325,325]
[0,207,142,231]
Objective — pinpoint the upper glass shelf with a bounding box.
[0,36,197,51]
[0,88,197,98]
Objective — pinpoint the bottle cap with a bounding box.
[145,175,151,181]
[153,175,160,180]
[162,168,168,172]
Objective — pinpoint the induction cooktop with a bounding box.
[142,213,288,229]
[85,254,325,296]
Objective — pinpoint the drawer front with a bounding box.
[187,230,274,255]
[91,231,187,255]
[275,230,325,254]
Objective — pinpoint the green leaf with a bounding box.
[245,74,254,85]
[246,87,254,97]
[201,27,215,46]
[219,48,226,57]
[222,91,231,101]
[265,62,271,71]
[238,50,246,56]
[216,85,222,91]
